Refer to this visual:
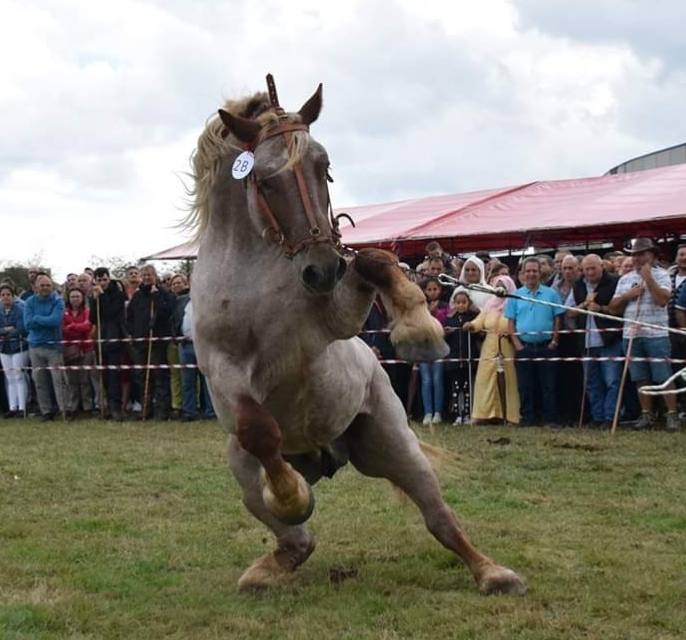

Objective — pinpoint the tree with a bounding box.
[0,259,51,292]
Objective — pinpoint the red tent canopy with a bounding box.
[143,164,686,261]
[337,164,686,255]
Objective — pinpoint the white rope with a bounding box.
[639,367,686,396]
[438,274,686,398]
[438,274,686,339]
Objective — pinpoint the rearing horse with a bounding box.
[189,75,525,595]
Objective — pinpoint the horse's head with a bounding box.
[218,80,346,295]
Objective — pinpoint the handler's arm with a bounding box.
[643,270,670,307]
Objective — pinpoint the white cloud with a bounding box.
[1,0,685,278]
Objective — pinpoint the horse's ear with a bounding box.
[218,109,261,144]
[298,83,323,125]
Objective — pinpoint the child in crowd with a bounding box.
[444,288,481,425]
[419,278,448,425]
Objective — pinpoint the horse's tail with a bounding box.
[388,439,456,504]
[418,439,455,470]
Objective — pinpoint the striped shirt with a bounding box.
[613,267,671,339]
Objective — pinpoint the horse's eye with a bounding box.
[325,166,334,183]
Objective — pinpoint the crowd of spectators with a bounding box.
[363,239,686,432]
[0,265,214,423]
[2,237,685,432]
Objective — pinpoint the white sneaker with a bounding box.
[432,412,443,424]
[462,416,471,425]
[132,401,142,412]
[452,416,462,426]
[422,413,432,426]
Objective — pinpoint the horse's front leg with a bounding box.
[235,395,315,525]
[353,249,449,362]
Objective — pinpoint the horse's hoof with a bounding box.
[478,565,527,596]
[262,475,315,526]
[238,553,292,591]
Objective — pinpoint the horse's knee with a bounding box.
[353,249,397,289]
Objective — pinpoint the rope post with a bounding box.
[142,297,155,421]
[611,293,643,435]
[96,296,105,420]
[577,346,589,429]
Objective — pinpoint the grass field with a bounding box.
[1,418,685,640]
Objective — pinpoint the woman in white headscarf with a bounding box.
[459,255,492,310]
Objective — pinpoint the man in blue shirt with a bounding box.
[23,273,66,420]
[505,257,565,426]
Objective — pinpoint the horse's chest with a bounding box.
[263,367,365,453]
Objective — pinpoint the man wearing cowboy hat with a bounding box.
[610,237,680,431]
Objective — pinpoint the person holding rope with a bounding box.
[567,254,623,428]
[609,238,680,432]
[91,267,128,422]
[127,264,175,421]
[504,257,565,427]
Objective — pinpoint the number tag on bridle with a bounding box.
[232,151,254,179]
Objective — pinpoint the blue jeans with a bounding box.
[584,340,623,422]
[624,336,672,384]
[179,342,215,419]
[419,361,444,415]
[515,343,558,425]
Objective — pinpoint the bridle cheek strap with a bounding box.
[247,121,340,259]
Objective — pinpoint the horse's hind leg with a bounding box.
[227,435,315,590]
[346,377,526,595]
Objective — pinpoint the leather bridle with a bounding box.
[242,75,347,259]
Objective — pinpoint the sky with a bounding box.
[2,0,685,279]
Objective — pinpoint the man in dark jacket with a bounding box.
[91,267,128,421]
[127,264,175,420]
[171,280,215,421]
[567,254,623,427]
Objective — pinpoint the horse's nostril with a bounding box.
[302,265,320,289]
[336,257,347,281]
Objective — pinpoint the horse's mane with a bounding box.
[183,91,309,240]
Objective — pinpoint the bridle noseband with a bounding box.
[242,75,344,259]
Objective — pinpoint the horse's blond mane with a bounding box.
[183,91,309,240]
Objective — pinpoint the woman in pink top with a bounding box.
[62,288,94,418]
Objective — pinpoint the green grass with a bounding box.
[1,419,685,639]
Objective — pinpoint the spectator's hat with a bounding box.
[624,237,657,255]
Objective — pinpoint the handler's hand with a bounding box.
[624,285,642,301]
